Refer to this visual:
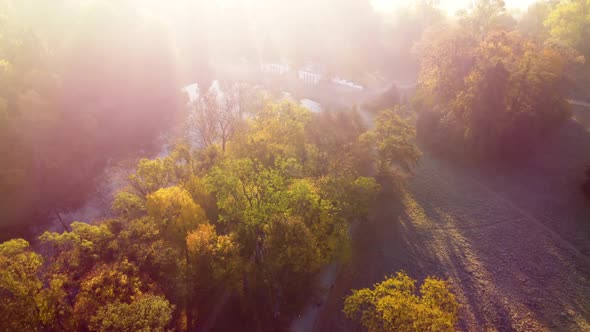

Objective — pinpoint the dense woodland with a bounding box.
[415,0,587,159]
[1,0,589,331]
[1,95,421,330]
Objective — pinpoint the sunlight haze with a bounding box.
[0,0,589,331]
[371,0,540,14]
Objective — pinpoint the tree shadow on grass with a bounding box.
[314,133,590,331]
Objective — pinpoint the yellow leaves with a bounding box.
[0,239,44,331]
[147,186,208,238]
[231,101,311,166]
[0,239,43,294]
[185,224,241,290]
[344,272,459,332]
[188,225,230,257]
[89,294,174,332]
[545,0,590,48]
[186,224,216,256]
[36,273,69,329]
[74,261,150,328]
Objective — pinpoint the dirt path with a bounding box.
[314,121,590,331]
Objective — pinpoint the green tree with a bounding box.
[545,0,590,54]
[39,222,116,280]
[0,239,44,331]
[263,215,322,318]
[361,108,420,177]
[230,101,311,167]
[112,191,146,219]
[128,158,175,197]
[344,272,459,332]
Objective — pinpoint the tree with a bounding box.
[112,191,146,219]
[147,186,207,235]
[0,0,182,239]
[217,81,252,152]
[545,0,590,55]
[0,238,75,331]
[189,82,251,152]
[186,223,241,288]
[458,0,512,37]
[39,222,116,280]
[230,101,311,167]
[72,260,155,329]
[304,108,370,177]
[344,272,459,332]
[89,294,174,332]
[262,215,322,318]
[416,26,575,159]
[190,88,219,149]
[518,1,552,40]
[0,239,44,331]
[128,158,175,197]
[185,224,241,323]
[361,108,421,178]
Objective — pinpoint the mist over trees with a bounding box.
[1,0,589,331]
[0,0,182,239]
[0,98,420,330]
[0,0,413,238]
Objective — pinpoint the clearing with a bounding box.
[313,118,590,331]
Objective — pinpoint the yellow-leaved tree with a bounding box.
[343,271,458,332]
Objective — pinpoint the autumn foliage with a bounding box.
[0,98,421,330]
[344,272,459,332]
[415,20,579,159]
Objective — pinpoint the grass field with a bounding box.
[314,118,590,332]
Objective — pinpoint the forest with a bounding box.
[1,0,590,331]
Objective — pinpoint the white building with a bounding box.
[331,77,364,91]
[260,62,290,75]
[298,64,324,84]
[300,99,322,113]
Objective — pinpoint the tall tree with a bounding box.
[361,108,421,177]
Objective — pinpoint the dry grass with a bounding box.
[313,118,590,332]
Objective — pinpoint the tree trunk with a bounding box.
[54,211,70,232]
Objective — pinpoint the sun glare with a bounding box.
[1,0,589,331]
[371,0,540,14]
